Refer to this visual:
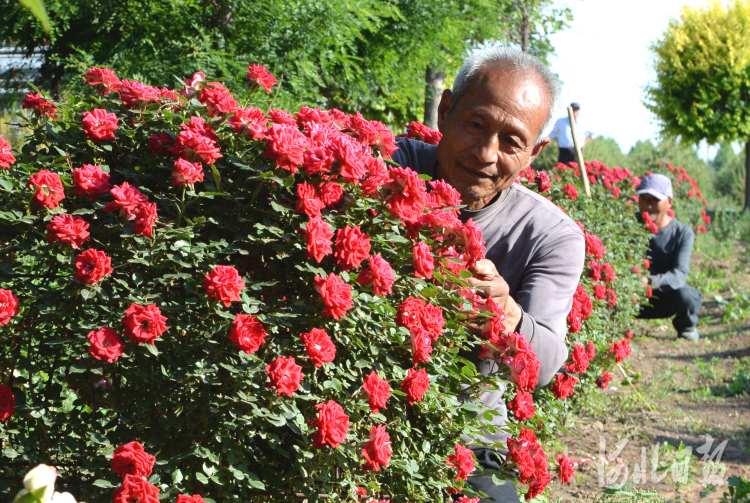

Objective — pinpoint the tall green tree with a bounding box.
[646,0,750,210]
[1,0,571,129]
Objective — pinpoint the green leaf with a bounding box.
[211,165,222,191]
[144,344,159,357]
[195,472,209,484]
[172,469,183,485]
[92,479,115,489]
[459,269,473,279]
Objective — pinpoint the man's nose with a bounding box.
[472,133,500,165]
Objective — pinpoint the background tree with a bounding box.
[0,0,572,129]
[645,0,750,210]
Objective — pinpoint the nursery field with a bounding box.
[548,236,750,503]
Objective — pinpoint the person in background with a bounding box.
[548,102,593,164]
[636,174,702,339]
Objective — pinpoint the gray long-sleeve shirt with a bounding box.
[646,218,694,291]
[391,138,585,447]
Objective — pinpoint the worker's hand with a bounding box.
[641,275,650,287]
[466,259,523,334]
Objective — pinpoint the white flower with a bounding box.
[22,465,57,502]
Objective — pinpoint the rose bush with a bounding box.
[0,69,545,502]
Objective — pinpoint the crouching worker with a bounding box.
[636,174,702,340]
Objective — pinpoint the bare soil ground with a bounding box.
[546,239,750,502]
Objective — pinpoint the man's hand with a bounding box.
[467,259,523,333]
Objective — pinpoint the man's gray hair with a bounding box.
[451,46,561,145]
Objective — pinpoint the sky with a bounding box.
[546,0,719,158]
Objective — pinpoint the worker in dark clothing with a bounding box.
[636,174,702,339]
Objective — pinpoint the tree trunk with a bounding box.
[423,66,444,130]
[745,140,750,212]
[520,3,530,53]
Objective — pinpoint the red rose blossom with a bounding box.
[121,303,168,345]
[609,338,631,363]
[111,441,155,479]
[356,254,395,296]
[176,495,206,503]
[550,372,578,399]
[246,64,278,92]
[103,182,149,220]
[556,453,576,484]
[82,66,121,95]
[74,249,114,285]
[305,216,334,263]
[112,474,160,503]
[585,232,605,259]
[313,273,354,320]
[118,80,161,109]
[426,179,462,210]
[508,389,536,421]
[198,81,238,117]
[265,356,303,397]
[318,182,343,208]
[263,123,309,173]
[28,170,65,208]
[22,92,57,119]
[362,371,391,414]
[334,225,371,271]
[228,107,268,138]
[403,120,442,144]
[0,385,15,422]
[81,108,118,143]
[446,444,475,481]
[296,181,325,218]
[564,342,589,374]
[172,159,204,185]
[0,289,20,327]
[596,371,614,389]
[362,424,392,471]
[72,164,111,201]
[309,400,350,449]
[606,288,618,307]
[171,117,223,165]
[410,326,433,366]
[535,171,551,193]
[300,328,336,367]
[87,327,124,363]
[505,351,540,392]
[400,368,430,405]
[203,265,245,307]
[46,214,90,249]
[133,203,158,238]
[413,241,435,279]
[0,135,15,169]
[229,314,267,354]
[562,183,578,201]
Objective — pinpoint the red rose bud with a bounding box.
[362,424,392,471]
[229,314,267,354]
[550,372,578,399]
[0,385,16,422]
[74,249,114,285]
[508,389,536,421]
[27,170,65,208]
[309,400,350,449]
[46,214,90,249]
[87,327,124,363]
[22,92,57,119]
[81,108,118,143]
[111,441,155,479]
[121,303,168,345]
[82,66,121,95]
[176,495,206,503]
[203,265,245,307]
[446,444,475,481]
[300,328,336,367]
[362,371,391,414]
[400,368,430,405]
[0,289,20,327]
[265,355,303,397]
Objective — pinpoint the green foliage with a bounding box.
[0,0,572,127]
[720,476,750,503]
[715,290,750,325]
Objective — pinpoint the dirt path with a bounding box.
[547,317,750,502]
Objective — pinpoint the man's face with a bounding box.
[638,193,672,221]
[573,108,581,119]
[435,63,550,209]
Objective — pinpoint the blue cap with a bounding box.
[570,102,581,110]
[635,174,673,200]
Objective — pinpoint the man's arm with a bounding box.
[650,228,694,291]
[514,229,585,386]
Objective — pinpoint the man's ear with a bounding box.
[436,89,453,133]
[526,137,551,167]
[667,197,674,209]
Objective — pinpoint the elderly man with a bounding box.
[391,47,585,502]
